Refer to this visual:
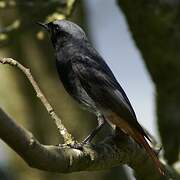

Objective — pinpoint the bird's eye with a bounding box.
[55,26,60,31]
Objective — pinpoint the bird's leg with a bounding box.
[81,114,106,144]
[69,113,106,149]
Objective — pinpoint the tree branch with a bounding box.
[0,107,177,180]
[0,57,179,179]
[0,57,74,144]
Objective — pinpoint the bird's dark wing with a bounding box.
[70,55,147,132]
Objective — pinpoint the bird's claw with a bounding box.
[69,142,87,150]
[67,141,91,150]
[57,140,91,150]
[154,146,163,156]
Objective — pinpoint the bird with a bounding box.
[38,20,164,175]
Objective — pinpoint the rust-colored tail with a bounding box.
[134,131,164,175]
[106,112,164,175]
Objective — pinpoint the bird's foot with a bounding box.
[154,145,163,156]
[68,142,84,150]
[58,140,90,150]
[68,140,92,150]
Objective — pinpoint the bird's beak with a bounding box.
[37,22,49,31]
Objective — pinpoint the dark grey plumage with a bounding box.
[38,19,148,138]
[38,20,164,174]
[48,20,146,134]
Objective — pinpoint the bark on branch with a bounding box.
[0,107,178,179]
[0,58,178,180]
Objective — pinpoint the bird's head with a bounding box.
[37,20,87,48]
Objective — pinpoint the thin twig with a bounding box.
[45,0,77,22]
[0,57,74,144]
[65,0,78,18]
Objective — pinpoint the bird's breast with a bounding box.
[56,59,97,114]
